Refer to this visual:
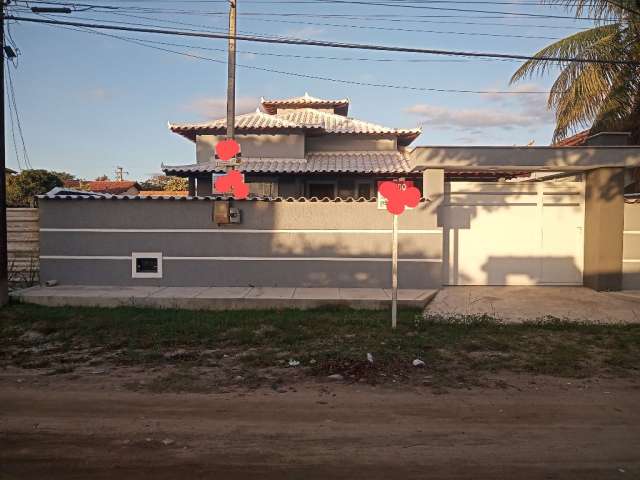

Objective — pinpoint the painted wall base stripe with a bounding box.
[40,255,442,263]
[40,228,442,235]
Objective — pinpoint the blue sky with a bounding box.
[5,0,596,180]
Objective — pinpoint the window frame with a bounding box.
[355,180,374,199]
[306,180,338,199]
[131,252,163,279]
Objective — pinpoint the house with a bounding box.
[63,180,141,195]
[164,93,523,199]
[35,92,640,293]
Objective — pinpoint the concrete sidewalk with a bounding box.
[10,285,437,310]
[425,286,640,323]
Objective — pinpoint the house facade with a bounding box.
[34,93,640,293]
[164,94,524,199]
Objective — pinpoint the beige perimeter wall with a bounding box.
[39,199,443,288]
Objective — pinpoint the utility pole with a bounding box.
[114,166,128,182]
[226,0,236,140]
[0,0,8,307]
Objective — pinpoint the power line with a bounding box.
[15,2,597,30]
[4,67,23,171]
[9,15,639,65]
[15,0,612,21]
[41,20,548,94]
[97,36,473,63]
[235,17,562,40]
[6,65,31,169]
[79,9,563,40]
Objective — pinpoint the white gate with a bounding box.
[441,181,584,285]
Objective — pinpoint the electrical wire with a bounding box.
[9,15,639,65]
[38,19,551,95]
[20,0,612,20]
[6,65,32,169]
[84,9,563,40]
[4,67,23,171]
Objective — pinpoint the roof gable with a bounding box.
[261,92,350,115]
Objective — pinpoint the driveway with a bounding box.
[425,286,640,323]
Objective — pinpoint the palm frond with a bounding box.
[510,23,620,84]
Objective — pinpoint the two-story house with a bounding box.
[163,93,423,199]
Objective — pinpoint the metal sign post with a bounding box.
[391,213,398,329]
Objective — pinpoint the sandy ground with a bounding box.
[426,286,640,322]
[1,370,639,479]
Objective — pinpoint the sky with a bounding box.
[4,0,599,181]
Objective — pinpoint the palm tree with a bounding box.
[511,1,640,143]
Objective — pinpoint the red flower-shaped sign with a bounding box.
[215,139,241,161]
[214,170,249,199]
[379,180,420,215]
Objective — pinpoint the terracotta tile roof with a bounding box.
[162,151,411,174]
[169,110,304,141]
[553,130,590,147]
[63,180,141,194]
[169,105,420,145]
[139,190,188,196]
[277,108,421,144]
[261,93,350,115]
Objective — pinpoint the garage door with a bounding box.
[441,180,584,285]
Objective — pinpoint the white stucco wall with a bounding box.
[196,133,306,162]
[306,135,397,152]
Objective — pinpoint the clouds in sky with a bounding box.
[405,84,554,141]
[83,87,113,101]
[184,96,259,120]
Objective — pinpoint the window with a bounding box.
[132,252,163,279]
[307,181,337,199]
[248,179,279,197]
[356,181,373,199]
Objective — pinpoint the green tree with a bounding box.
[140,175,188,191]
[511,1,640,142]
[6,169,63,207]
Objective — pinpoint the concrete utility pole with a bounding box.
[226,0,237,140]
[0,0,9,307]
[114,166,128,182]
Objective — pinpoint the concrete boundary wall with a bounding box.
[39,198,442,288]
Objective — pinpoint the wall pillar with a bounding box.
[422,169,444,219]
[196,174,212,196]
[188,176,196,196]
[583,167,625,291]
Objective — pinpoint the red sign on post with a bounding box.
[377,180,420,215]
[213,139,248,199]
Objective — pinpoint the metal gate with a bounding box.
[441,180,585,285]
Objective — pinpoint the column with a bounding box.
[583,167,625,291]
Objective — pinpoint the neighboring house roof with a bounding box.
[64,180,141,194]
[139,190,188,196]
[5,167,16,175]
[260,93,350,116]
[163,151,411,175]
[169,101,420,146]
[553,130,590,147]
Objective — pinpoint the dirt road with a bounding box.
[1,374,639,479]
